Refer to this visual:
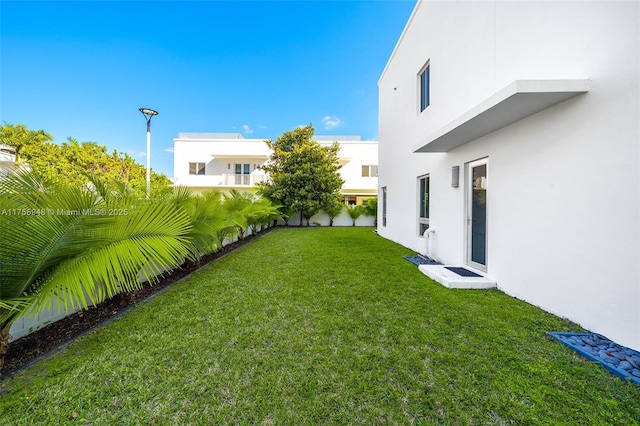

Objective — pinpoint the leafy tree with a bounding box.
[257,125,344,226]
[345,204,366,227]
[0,171,193,371]
[0,123,171,198]
[0,123,52,165]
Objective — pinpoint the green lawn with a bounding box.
[1,227,638,424]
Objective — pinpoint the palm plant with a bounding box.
[364,197,378,227]
[262,201,283,229]
[279,205,295,226]
[250,198,282,233]
[223,189,256,239]
[0,171,193,371]
[171,186,230,260]
[325,199,344,227]
[302,207,319,227]
[345,204,366,227]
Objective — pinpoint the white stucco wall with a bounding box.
[318,140,379,195]
[378,1,639,350]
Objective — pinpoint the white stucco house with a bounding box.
[173,132,378,205]
[173,133,271,194]
[378,1,639,350]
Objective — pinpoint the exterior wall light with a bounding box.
[451,165,460,188]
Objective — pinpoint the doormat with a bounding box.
[403,254,440,266]
[444,266,483,277]
[548,332,640,385]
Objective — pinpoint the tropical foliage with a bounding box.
[0,169,281,370]
[257,125,344,226]
[364,197,378,226]
[0,123,51,166]
[345,204,366,226]
[170,186,230,260]
[0,123,171,198]
[0,171,193,370]
[324,198,344,226]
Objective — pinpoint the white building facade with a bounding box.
[173,132,378,205]
[173,133,271,194]
[0,144,17,175]
[378,1,639,350]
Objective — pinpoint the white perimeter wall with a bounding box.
[378,1,639,349]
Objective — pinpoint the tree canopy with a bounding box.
[0,123,171,197]
[257,125,344,226]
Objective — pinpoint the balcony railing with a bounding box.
[176,173,266,188]
[223,173,266,186]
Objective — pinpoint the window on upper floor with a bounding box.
[189,162,205,175]
[361,165,378,177]
[235,163,251,185]
[419,63,430,112]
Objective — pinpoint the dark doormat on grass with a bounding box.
[444,266,483,277]
[549,332,640,385]
[403,254,441,266]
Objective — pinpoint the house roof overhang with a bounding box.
[413,79,591,153]
[210,154,269,160]
[341,189,378,196]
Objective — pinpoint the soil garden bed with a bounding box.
[2,229,274,376]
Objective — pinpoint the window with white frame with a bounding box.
[418,175,429,235]
[382,186,387,227]
[419,62,430,112]
[189,162,205,175]
[361,165,378,177]
[344,196,357,206]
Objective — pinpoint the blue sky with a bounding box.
[1,0,415,177]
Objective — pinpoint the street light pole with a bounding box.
[138,108,159,198]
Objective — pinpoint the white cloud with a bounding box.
[163,147,174,153]
[322,115,343,130]
[242,124,253,134]
[127,149,146,158]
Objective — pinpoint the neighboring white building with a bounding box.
[0,144,17,175]
[378,1,639,350]
[173,132,378,205]
[314,135,378,206]
[173,133,270,194]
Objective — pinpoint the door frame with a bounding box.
[465,158,488,272]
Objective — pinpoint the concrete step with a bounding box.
[418,265,497,289]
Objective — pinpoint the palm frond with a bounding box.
[30,199,192,314]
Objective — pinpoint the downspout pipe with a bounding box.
[423,228,436,260]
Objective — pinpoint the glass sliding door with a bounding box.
[418,175,429,235]
[467,159,488,270]
[235,163,250,185]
